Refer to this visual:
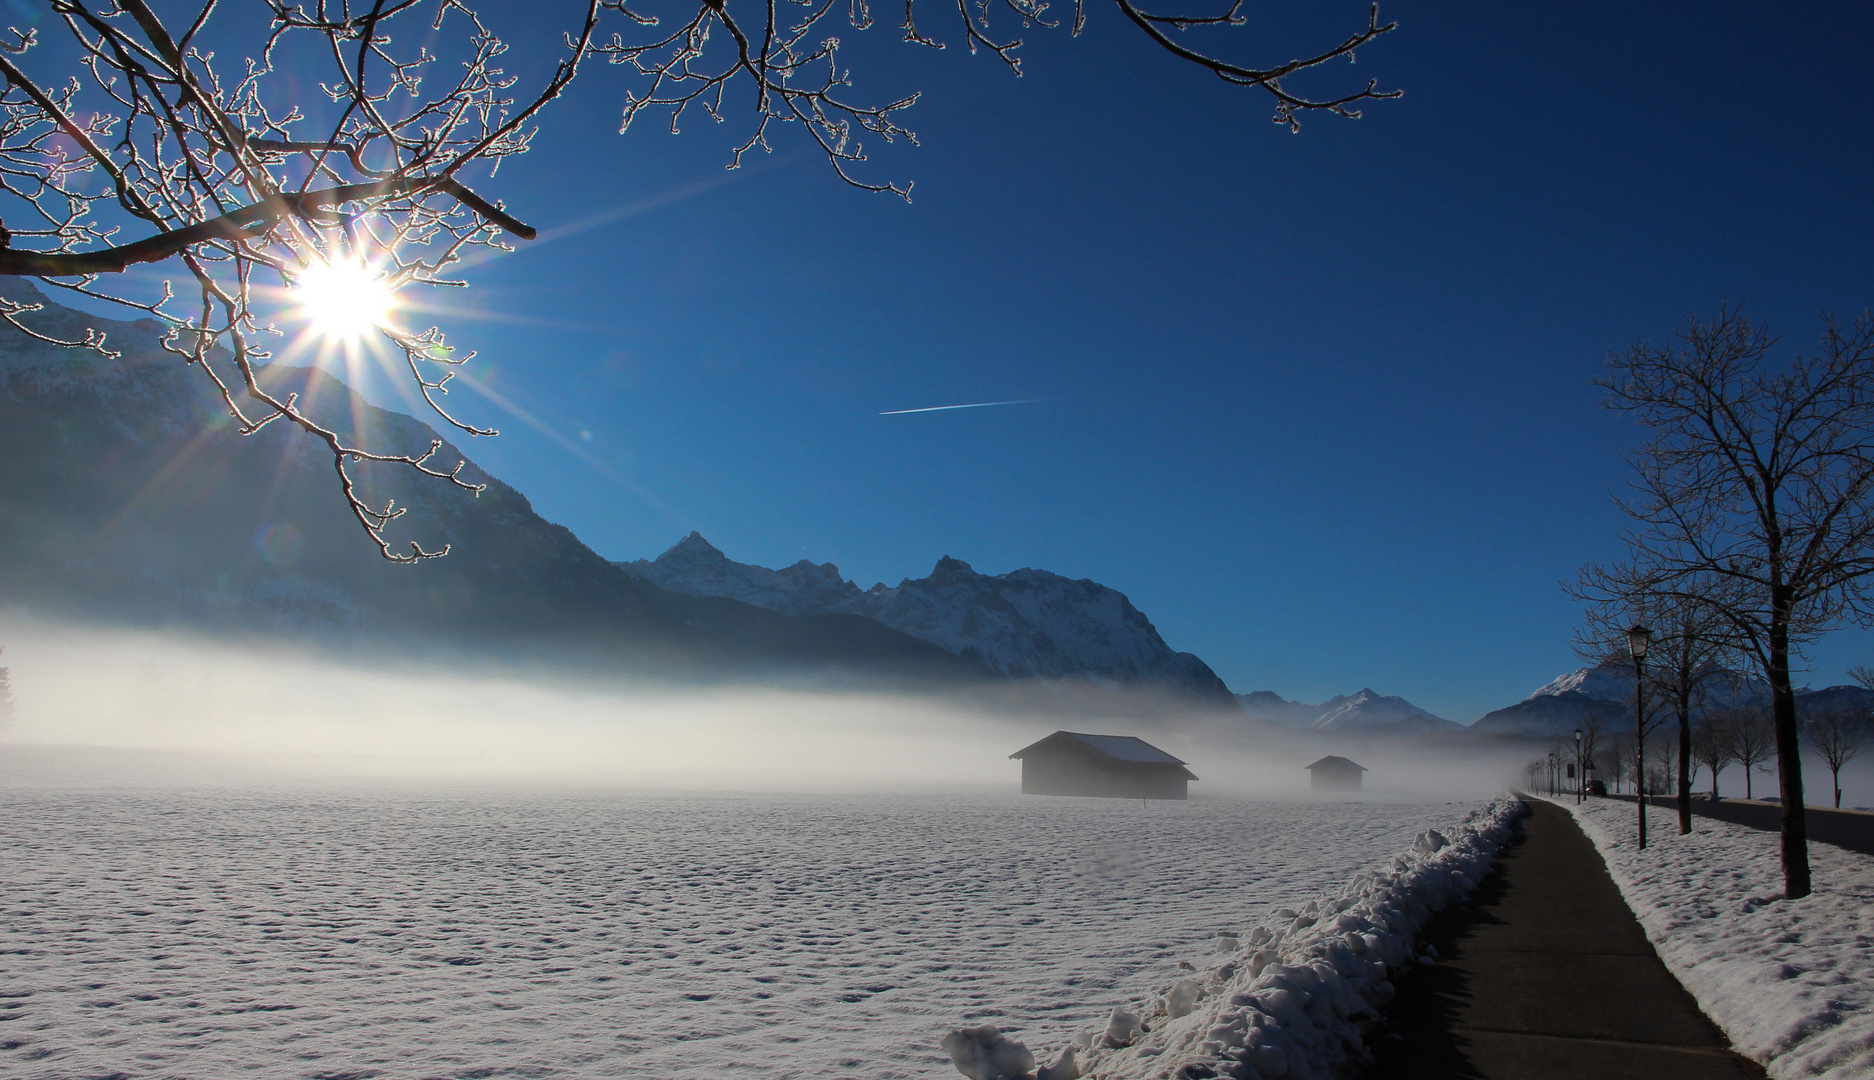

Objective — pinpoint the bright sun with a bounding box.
[293,258,397,341]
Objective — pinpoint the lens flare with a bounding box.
[293,258,396,341]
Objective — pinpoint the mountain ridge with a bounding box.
[1232,688,1460,735]
[620,533,1235,701]
[0,282,994,687]
[1472,658,1874,738]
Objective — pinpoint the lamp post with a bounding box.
[1628,623,1653,850]
[1574,727,1583,804]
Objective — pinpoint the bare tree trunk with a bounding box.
[1678,699,1693,834]
[1768,606,1811,898]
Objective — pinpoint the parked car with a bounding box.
[1588,779,1608,796]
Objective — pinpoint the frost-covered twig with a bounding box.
[0,0,1400,561]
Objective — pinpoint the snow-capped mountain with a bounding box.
[1232,688,1458,734]
[1472,658,1874,739]
[621,535,1234,700]
[1525,663,1643,703]
[622,533,865,616]
[1311,689,1460,734]
[1471,661,1657,739]
[1525,661,1768,710]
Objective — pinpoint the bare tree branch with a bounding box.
[0,0,1401,562]
[1591,305,1874,898]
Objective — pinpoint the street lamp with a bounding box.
[1628,623,1653,849]
[1574,727,1583,804]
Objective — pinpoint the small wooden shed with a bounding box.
[1306,755,1368,791]
[1010,731,1197,800]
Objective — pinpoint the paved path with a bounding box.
[1360,799,1765,1080]
[1610,794,1874,857]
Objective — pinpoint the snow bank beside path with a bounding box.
[1564,797,1874,1080]
[945,796,1526,1080]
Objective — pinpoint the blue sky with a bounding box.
[297,0,1873,721]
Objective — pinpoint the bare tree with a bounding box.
[1557,634,1669,843]
[0,0,1400,559]
[1721,705,1775,800]
[1644,730,1676,797]
[0,0,606,559]
[1599,306,1874,898]
[1802,705,1867,809]
[0,645,13,730]
[1571,567,1740,835]
[1578,712,1605,799]
[1603,731,1631,796]
[1692,709,1735,800]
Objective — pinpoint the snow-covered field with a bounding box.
[1563,797,1874,1080]
[0,784,1489,1079]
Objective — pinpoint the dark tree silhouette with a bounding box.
[1718,705,1775,801]
[1570,568,1740,836]
[1807,669,1873,810]
[1691,710,1735,799]
[1598,306,1874,898]
[0,645,14,729]
[1604,732,1631,795]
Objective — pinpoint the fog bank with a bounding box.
[0,620,1529,799]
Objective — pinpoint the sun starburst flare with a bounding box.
[292,258,398,342]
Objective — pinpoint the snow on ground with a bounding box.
[1564,797,1874,1080]
[943,796,1523,1080]
[0,784,1489,1080]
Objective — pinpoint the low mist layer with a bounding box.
[0,618,1530,799]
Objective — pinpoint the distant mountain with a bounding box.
[621,533,1234,701]
[620,532,863,616]
[1469,691,1631,740]
[0,282,989,685]
[1311,688,1461,734]
[1472,660,1652,738]
[1792,684,1874,718]
[1231,687,1459,735]
[1472,658,1874,739]
[1524,663,1644,703]
[1233,690,1321,727]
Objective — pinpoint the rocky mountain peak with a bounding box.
[1312,689,1456,734]
[661,531,728,563]
[928,556,977,585]
[619,536,1234,701]
[622,534,862,618]
[781,558,848,584]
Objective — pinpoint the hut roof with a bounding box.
[1305,755,1368,772]
[1010,731,1189,765]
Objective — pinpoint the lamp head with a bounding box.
[1626,624,1653,661]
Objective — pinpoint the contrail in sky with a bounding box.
[879,399,1040,415]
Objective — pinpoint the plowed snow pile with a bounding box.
[1566,797,1874,1080]
[0,785,1489,1080]
[943,797,1523,1080]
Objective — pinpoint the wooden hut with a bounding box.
[1010,731,1197,800]
[1306,755,1368,791]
